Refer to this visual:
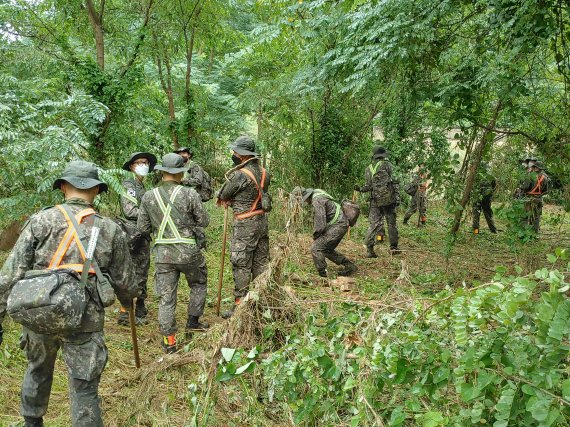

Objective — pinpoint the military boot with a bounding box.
[420,216,427,226]
[221,298,241,319]
[339,262,358,276]
[318,269,328,278]
[135,299,148,325]
[186,316,210,331]
[390,246,401,255]
[162,335,177,354]
[366,245,377,258]
[117,307,129,326]
[135,299,148,318]
[24,417,44,427]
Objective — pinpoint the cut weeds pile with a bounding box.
[0,202,569,426]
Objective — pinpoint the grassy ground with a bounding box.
[0,199,568,426]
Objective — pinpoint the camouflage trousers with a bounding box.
[154,255,207,336]
[523,198,543,233]
[374,203,398,248]
[230,215,269,298]
[132,238,151,300]
[311,221,350,274]
[404,192,427,223]
[472,195,496,232]
[365,204,386,248]
[20,329,107,426]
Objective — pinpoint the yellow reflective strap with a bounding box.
[313,190,341,225]
[122,192,138,205]
[153,187,196,246]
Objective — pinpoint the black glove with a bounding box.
[354,185,361,192]
[0,325,4,346]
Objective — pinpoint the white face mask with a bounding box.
[134,164,150,177]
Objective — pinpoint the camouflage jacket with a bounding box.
[311,192,347,237]
[474,172,496,200]
[182,161,205,189]
[218,160,271,215]
[360,159,400,205]
[517,171,550,200]
[0,198,138,331]
[120,177,147,225]
[138,180,209,264]
[408,173,428,195]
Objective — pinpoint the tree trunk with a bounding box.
[450,102,503,236]
[86,0,105,70]
[258,103,266,166]
[185,25,196,145]
[155,49,178,149]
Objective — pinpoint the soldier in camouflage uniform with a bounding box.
[355,146,401,257]
[403,167,428,226]
[0,161,138,427]
[217,136,270,318]
[515,159,550,234]
[300,188,357,277]
[175,147,213,202]
[472,163,497,234]
[117,152,157,326]
[138,153,209,353]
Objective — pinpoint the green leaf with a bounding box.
[526,395,551,422]
[546,254,557,264]
[389,406,406,426]
[235,360,255,375]
[419,411,446,427]
[561,379,570,400]
[221,347,236,362]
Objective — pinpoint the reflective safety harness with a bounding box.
[528,174,545,196]
[368,160,383,176]
[48,205,97,274]
[313,189,341,225]
[152,186,196,246]
[122,191,138,206]
[235,167,267,220]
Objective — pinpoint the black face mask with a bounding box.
[231,155,242,166]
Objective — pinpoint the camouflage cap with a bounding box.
[154,153,188,174]
[53,160,108,193]
[230,135,258,156]
[122,152,158,172]
[372,146,388,159]
[174,147,194,155]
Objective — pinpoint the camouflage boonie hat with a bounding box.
[122,152,158,172]
[372,146,388,159]
[53,160,108,193]
[154,153,188,174]
[230,135,259,156]
[529,160,544,170]
[301,187,314,202]
[174,147,194,156]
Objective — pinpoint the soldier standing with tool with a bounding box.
[217,136,271,319]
